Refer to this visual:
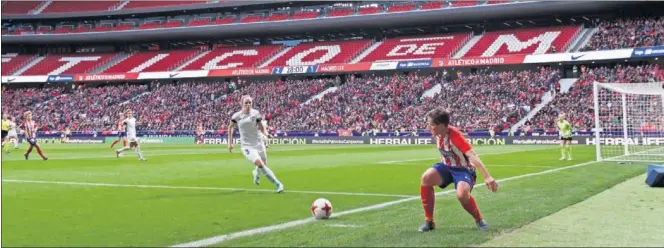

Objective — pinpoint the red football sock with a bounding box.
[420,185,435,221]
[110,139,120,148]
[460,195,483,222]
[122,140,127,147]
[36,146,46,159]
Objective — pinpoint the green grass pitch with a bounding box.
[0,143,650,247]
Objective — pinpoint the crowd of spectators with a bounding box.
[1,84,147,132]
[386,68,559,133]
[528,64,663,131]
[270,73,436,133]
[582,17,664,51]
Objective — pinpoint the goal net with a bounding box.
[593,82,664,163]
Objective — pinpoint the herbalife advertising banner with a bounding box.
[202,136,664,146]
[103,136,194,144]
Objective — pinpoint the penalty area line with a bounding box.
[0,179,414,198]
[170,160,599,247]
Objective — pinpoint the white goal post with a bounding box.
[593,81,664,163]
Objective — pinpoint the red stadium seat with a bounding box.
[266,13,290,22]
[52,26,74,34]
[111,23,135,31]
[36,26,52,34]
[268,40,372,66]
[1,1,43,14]
[358,6,383,15]
[214,17,236,25]
[182,45,284,70]
[91,25,113,33]
[103,50,200,73]
[240,15,264,23]
[326,9,354,17]
[72,25,92,33]
[122,1,206,10]
[41,1,121,13]
[387,4,416,13]
[463,26,582,57]
[137,22,161,30]
[420,2,446,10]
[188,18,212,27]
[360,34,472,62]
[1,55,35,75]
[162,20,184,28]
[20,54,114,75]
[450,1,479,8]
[292,11,320,20]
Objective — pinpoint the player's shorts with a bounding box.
[117,132,126,138]
[26,138,37,146]
[196,135,204,142]
[1,130,7,139]
[241,144,267,164]
[433,163,477,190]
[560,136,573,141]
[126,134,139,144]
[7,131,17,138]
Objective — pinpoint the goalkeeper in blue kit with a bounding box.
[557,113,574,160]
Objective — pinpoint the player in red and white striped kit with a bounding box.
[418,108,497,232]
[20,111,48,160]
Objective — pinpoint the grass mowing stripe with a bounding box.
[375,146,556,164]
[170,160,599,247]
[1,179,414,198]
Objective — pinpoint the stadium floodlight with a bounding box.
[593,81,664,162]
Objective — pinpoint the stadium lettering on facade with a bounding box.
[83,74,126,81]
[231,68,270,76]
[447,57,506,66]
[318,65,345,72]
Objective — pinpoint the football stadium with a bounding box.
[1,0,663,247]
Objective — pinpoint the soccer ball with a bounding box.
[310,198,333,220]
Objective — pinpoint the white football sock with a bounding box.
[116,146,130,153]
[259,166,281,185]
[135,146,145,160]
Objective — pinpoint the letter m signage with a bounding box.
[481,31,561,57]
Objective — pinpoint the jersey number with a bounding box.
[244,149,250,155]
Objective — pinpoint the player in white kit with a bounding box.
[228,95,284,193]
[115,109,147,161]
[5,117,19,153]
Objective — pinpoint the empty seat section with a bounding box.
[266,13,290,22]
[162,20,184,28]
[92,25,113,32]
[214,17,235,25]
[2,1,43,14]
[73,25,92,33]
[292,11,319,20]
[122,1,206,9]
[358,7,383,15]
[240,15,264,23]
[137,22,161,30]
[1,55,34,75]
[21,54,113,75]
[41,1,121,13]
[36,26,52,34]
[326,9,353,17]
[450,1,478,7]
[188,18,212,26]
[420,2,445,10]
[182,45,284,70]
[269,40,372,66]
[387,4,416,12]
[463,26,581,57]
[52,26,74,34]
[112,23,135,31]
[104,50,199,73]
[361,34,472,62]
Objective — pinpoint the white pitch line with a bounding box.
[170,160,599,247]
[0,180,414,198]
[326,224,363,228]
